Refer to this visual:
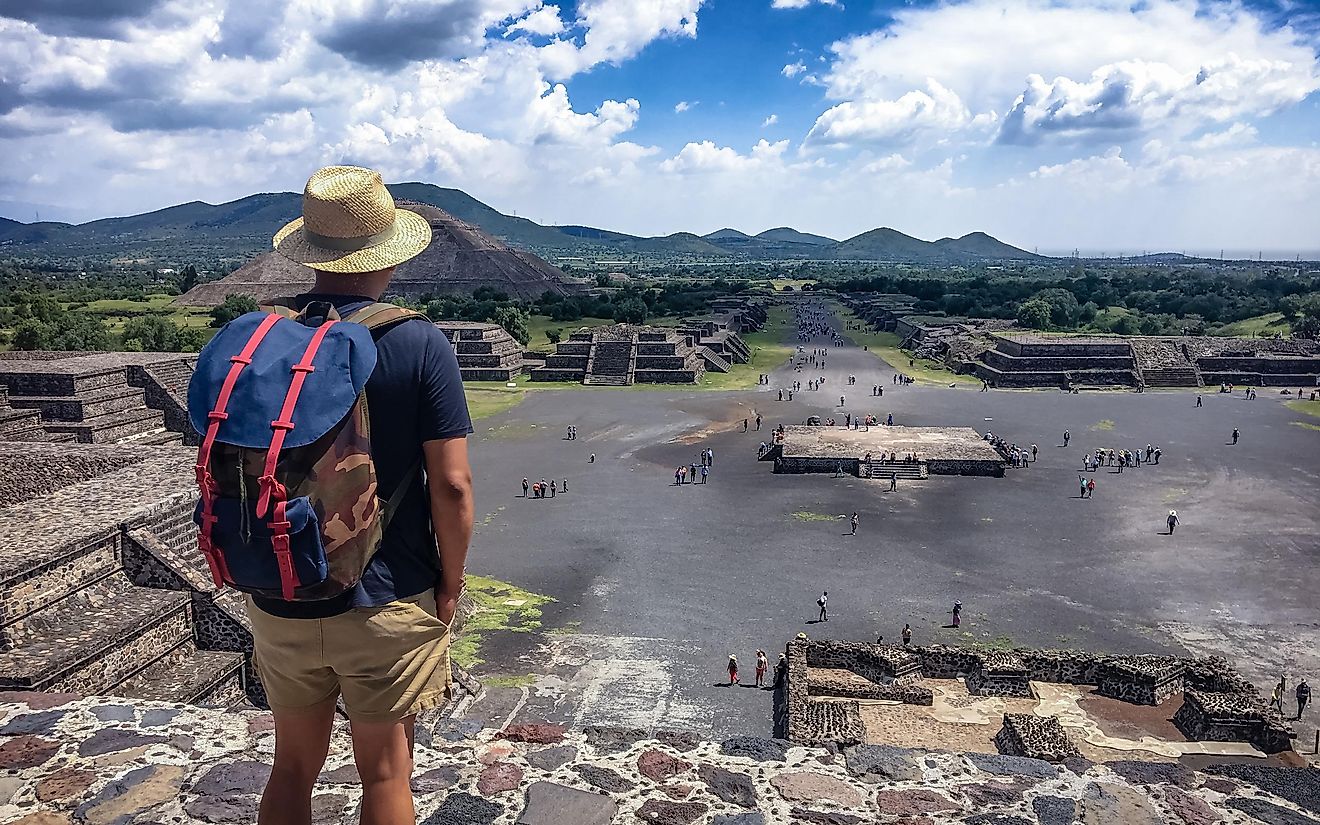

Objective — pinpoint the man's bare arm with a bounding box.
[423,436,473,625]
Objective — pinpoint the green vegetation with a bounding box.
[526,315,619,352]
[1212,312,1291,337]
[1286,399,1320,419]
[1091,419,1116,431]
[450,575,554,669]
[465,387,526,420]
[791,511,837,522]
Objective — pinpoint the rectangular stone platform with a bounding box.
[770,425,1006,477]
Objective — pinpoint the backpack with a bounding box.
[187,300,427,601]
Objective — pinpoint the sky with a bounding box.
[1,0,1319,255]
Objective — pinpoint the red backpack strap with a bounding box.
[255,319,339,600]
[195,313,282,588]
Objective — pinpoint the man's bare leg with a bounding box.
[351,715,416,825]
[259,696,338,825]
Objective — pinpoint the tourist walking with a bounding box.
[1297,680,1311,719]
[951,600,962,628]
[743,418,749,432]
[889,473,898,491]
[849,512,859,536]
[700,464,708,484]
[755,414,762,431]
[902,624,912,646]
[1166,510,1178,534]
[755,650,768,687]
[817,591,828,622]
[774,653,788,687]
[1271,681,1284,713]
[1232,427,1240,445]
[1196,395,1203,407]
[522,478,529,498]
[728,655,739,685]
[1063,429,1070,447]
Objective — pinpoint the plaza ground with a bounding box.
[457,306,1320,753]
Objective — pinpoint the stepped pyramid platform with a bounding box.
[530,325,705,385]
[434,321,524,381]
[763,424,1006,478]
[174,200,581,307]
[0,444,249,707]
[0,352,194,445]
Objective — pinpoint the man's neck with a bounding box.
[310,268,393,301]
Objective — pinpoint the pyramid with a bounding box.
[174,201,581,306]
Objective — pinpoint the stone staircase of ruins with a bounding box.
[583,340,635,386]
[0,355,191,446]
[0,387,72,443]
[698,346,732,373]
[1131,339,1202,388]
[0,483,248,707]
[861,460,928,481]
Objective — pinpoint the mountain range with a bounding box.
[0,183,1042,264]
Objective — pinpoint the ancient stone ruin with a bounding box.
[174,201,582,306]
[434,321,524,381]
[761,424,1009,479]
[530,325,706,385]
[779,638,1296,757]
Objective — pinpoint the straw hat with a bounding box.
[273,166,431,273]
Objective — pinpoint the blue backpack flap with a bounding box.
[188,310,377,448]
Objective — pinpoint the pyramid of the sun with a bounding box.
[174,201,580,306]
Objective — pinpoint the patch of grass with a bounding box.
[1287,399,1320,419]
[451,575,554,669]
[770,278,819,291]
[465,387,526,421]
[791,511,837,522]
[481,673,538,689]
[1212,312,1291,338]
[1292,421,1320,432]
[1091,419,1115,431]
[525,315,619,352]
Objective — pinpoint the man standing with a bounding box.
[817,591,828,622]
[850,512,859,536]
[522,478,529,498]
[1232,427,1240,445]
[244,167,473,825]
[1196,395,1203,407]
[902,624,912,645]
[1167,510,1178,534]
[1063,430,1070,447]
[1297,679,1311,719]
[890,473,898,492]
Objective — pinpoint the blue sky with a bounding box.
[1,0,1318,254]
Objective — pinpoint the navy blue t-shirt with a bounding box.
[252,295,473,619]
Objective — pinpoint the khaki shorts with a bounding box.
[246,590,453,723]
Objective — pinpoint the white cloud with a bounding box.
[771,0,838,8]
[674,100,693,113]
[762,113,778,127]
[659,139,789,174]
[818,0,1319,146]
[507,5,566,37]
[782,61,806,78]
[806,79,972,147]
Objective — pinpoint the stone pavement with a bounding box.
[2,691,1319,824]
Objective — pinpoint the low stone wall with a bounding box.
[982,349,1134,371]
[996,338,1132,358]
[633,370,701,384]
[926,458,1005,477]
[1173,689,1294,754]
[1094,655,1184,706]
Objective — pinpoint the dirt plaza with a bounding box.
[458,311,1320,753]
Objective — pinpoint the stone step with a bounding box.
[0,575,192,693]
[128,427,185,446]
[862,463,927,480]
[113,643,246,705]
[44,407,166,444]
[699,347,732,373]
[6,384,146,421]
[582,374,631,386]
[0,537,123,626]
[0,407,45,439]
